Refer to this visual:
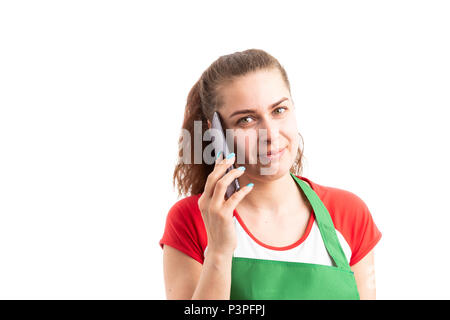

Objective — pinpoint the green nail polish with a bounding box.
[226,152,235,159]
[237,166,245,171]
[215,151,222,159]
[247,183,254,187]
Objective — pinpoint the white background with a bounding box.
[1,1,449,299]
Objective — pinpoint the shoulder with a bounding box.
[168,194,203,220]
[311,179,369,216]
[296,175,382,266]
[295,175,368,215]
[165,193,206,233]
[159,193,208,264]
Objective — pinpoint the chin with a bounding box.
[245,146,295,177]
[255,154,292,178]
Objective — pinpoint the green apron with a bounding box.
[230,173,360,300]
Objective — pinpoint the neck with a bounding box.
[237,171,301,216]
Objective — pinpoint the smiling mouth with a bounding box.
[258,146,287,157]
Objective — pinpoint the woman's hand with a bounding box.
[197,152,254,257]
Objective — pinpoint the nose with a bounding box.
[258,116,281,150]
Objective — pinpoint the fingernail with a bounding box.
[246,183,254,187]
[237,166,245,171]
[226,152,235,159]
[215,151,222,160]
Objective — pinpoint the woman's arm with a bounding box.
[163,245,233,300]
[163,153,253,300]
[351,249,377,299]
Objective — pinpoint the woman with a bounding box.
[159,49,382,300]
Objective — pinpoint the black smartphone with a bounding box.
[211,111,241,200]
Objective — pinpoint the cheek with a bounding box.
[283,118,299,149]
[286,130,300,160]
[233,131,258,164]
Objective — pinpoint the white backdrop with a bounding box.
[1,1,449,299]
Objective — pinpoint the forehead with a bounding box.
[218,69,290,112]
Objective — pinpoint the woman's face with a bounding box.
[212,68,299,180]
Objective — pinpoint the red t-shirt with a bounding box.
[159,175,382,267]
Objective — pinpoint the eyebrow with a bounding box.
[228,97,289,119]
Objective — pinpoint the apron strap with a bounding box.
[290,173,351,272]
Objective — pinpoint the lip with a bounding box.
[259,146,287,160]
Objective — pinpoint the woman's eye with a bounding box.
[237,116,253,125]
[274,107,287,114]
[237,108,287,126]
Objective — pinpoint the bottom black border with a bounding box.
[0,299,446,318]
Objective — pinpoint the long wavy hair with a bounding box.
[173,48,305,198]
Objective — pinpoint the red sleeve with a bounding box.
[348,197,382,266]
[159,194,207,265]
[315,183,382,267]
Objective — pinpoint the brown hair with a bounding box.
[173,48,305,198]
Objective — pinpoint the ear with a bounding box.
[207,119,211,129]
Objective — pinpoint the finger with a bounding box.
[215,150,223,165]
[204,153,236,198]
[223,182,254,211]
[203,151,224,198]
[211,165,246,205]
